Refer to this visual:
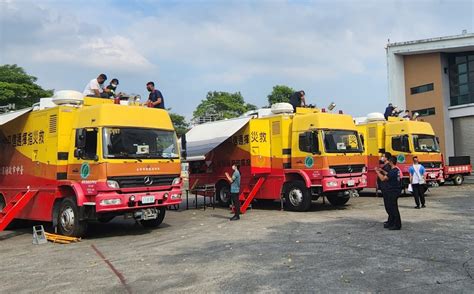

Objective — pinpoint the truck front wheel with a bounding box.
[141,207,166,228]
[57,198,88,237]
[216,182,231,207]
[284,181,312,212]
[326,192,350,206]
[453,174,464,186]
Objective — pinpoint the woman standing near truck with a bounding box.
[225,164,241,221]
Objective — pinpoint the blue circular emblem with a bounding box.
[80,162,90,179]
[397,154,406,164]
[305,156,314,168]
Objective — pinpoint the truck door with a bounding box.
[69,128,101,183]
[249,119,271,174]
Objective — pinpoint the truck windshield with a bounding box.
[323,130,363,153]
[103,127,179,159]
[413,134,440,153]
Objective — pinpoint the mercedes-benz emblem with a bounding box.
[144,176,153,186]
[348,166,353,173]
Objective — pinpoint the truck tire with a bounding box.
[284,181,312,212]
[453,174,464,186]
[141,207,166,228]
[216,182,231,207]
[57,198,88,237]
[326,192,350,206]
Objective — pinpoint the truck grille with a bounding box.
[420,162,442,169]
[330,164,365,174]
[109,175,178,188]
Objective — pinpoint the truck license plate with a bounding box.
[347,180,355,186]
[141,196,155,204]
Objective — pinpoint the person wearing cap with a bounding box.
[384,103,395,120]
[104,78,120,98]
[289,90,306,112]
[83,74,107,97]
[146,81,165,109]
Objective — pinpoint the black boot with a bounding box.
[230,215,240,221]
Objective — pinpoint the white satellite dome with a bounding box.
[366,112,386,122]
[271,103,294,114]
[52,90,84,106]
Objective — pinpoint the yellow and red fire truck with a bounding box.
[0,91,183,236]
[356,113,444,190]
[184,104,367,212]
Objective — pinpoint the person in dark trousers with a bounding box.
[225,164,241,221]
[376,156,402,230]
[409,156,426,209]
[384,103,394,120]
[289,90,306,112]
[146,81,165,109]
[377,152,393,228]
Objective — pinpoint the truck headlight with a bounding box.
[172,177,181,185]
[107,180,120,189]
[329,168,336,176]
[326,181,338,187]
[100,199,121,206]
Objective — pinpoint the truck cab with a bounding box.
[356,114,444,189]
[0,93,182,237]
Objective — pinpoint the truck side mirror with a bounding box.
[402,135,410,152]
[181,133,187,160]
[310,131,320,155]
[75,129,86,149]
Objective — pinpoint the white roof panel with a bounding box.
[185,116,251,161]
[0,108,32,126]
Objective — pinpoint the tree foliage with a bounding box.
[267,85,294,106]
[169,112,189,138]
[193,91,256,120]
[0,64,53,109]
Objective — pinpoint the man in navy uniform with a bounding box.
[375,156,402,230]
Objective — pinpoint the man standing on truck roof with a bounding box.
[384,103,394,120]
[83,74,107,97]
[378,152,393,228]
[146,81,165,109]
[290,90,306,112]
[376,156,402,230]
[225,164,241,221]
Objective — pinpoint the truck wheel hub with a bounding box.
[289,189,303,206]
[60,207,75,231]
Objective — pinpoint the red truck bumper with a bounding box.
[320,175,367,192]
[93,189,183,213]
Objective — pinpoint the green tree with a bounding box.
[0,64,53,109]
[193,91,256,120]
[267,85,294,106]
[169,112,189,138]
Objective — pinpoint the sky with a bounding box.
[1,0,474,120]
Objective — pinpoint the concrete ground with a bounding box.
[0,184,473,293]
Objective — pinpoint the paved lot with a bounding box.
[1,185,473,293]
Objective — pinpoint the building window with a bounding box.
[448,52,474,106]
[410,83,434,95]
[413,107,436,117]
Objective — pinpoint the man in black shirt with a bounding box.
[384,103,394,120]
[377,152,392,228]
[146,81,165,109]
[289,90,306,112]
[376,156,402,230]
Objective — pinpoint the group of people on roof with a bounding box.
[83,74,165,109]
